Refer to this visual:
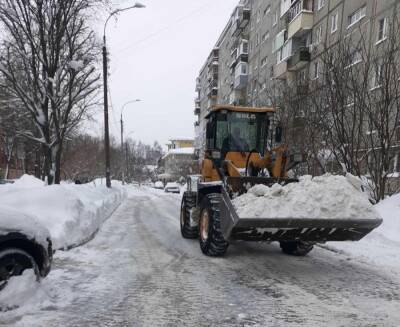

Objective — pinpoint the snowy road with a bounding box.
[2,188,400,326]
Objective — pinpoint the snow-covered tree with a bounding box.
[0,0,101,184]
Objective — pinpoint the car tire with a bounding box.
[0,248,40,290]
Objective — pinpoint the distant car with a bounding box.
[164,182,181,194]
[0,207,52,290]
[154,181,164,189]
[0,180,14,185]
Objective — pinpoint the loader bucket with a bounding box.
[219,188,382,243]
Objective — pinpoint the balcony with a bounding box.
[288,47,311,71]
[237,40,249,62]
[234,62,248,90]
[211,48,219,60]
[287,10,313,39]
[195,77,201,91]
[232,6,251,37]
[207,86,218,98]
[274,61,288,79]
[234,75,248,90]
[207,64,219,81]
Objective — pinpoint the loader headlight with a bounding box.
[292,154,303,163]
[212,151,221,159]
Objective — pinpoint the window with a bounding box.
[331,12,338,33]
[298,69,307,82]
[371,63,383,89]
[315,25,323,44]
[290,1,302,21]
[345,94,354,107]
[317,0,325,10]
[348,6,366,28]
[261,56,268,67]
[273,11,278,26]
[377,17,388,43]
[262,31,270,42]
[257,9,261,23]
[396,126,400,143]
[313,61,320,79]
[256,34,260,46]
[349,49,362,66]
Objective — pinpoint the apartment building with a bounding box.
[194,0,400,181]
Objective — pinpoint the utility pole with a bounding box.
[120,114,124,185]
[102,2,145,188]
[103,37,111,188]
[120,99,141,185]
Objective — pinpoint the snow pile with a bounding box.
[328,192,400,271]
[0,269,74,317]
[232,174,380,219]
[0,206,50,249]
[0,175,127,250]
[0,271,51,312]
[12,174,45,188]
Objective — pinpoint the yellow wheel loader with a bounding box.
[180,105,382,257]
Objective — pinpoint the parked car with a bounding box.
[164,182,181,194]
[0,179,14,185]
[154,181,164,189]
[0,207,52,290]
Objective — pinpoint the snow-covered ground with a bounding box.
[0,184,399,326]
[0,175,127,250]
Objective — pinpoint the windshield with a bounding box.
[215,111,268,156]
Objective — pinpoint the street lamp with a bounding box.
[120,99,141,184]
[102,2,146,188]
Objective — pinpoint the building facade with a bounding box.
[194,0,400,182]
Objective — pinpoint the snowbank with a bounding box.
[232,174,380,220]
[328,192,400,272]
[374,192,400,243]
[0,175,127,250]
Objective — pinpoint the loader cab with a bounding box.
[205,106,274,164]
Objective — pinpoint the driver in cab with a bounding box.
[222,127,249,159]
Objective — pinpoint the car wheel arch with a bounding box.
[0,233,51,277]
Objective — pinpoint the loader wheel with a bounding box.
[180,193,198,239]
[199,193,229,257]
[280,241,314,256]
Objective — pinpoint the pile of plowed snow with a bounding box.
[0,175,127,250]
[232,174,380,220]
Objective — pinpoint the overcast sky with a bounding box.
[93,0,239,149]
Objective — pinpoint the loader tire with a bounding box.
[199,193,229,257]
[180,192,198,239]
[280,241,314,256]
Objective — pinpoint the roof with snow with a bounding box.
[168,147,195,155]
[168,137,194,142]
[162,147,195,159]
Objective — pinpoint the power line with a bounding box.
[114,0,216,55]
